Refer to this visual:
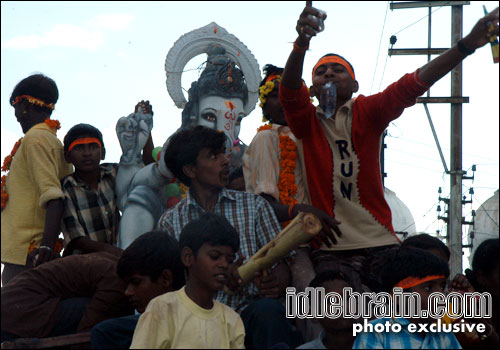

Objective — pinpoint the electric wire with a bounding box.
[370,1,390,95]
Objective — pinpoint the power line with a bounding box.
[392,5,445,36]
[377,4,446,92]
[370,1,390,95]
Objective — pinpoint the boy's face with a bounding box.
[311,62,358,102]
[406,277,447,324]
[123,271,172,313]
[263,83,286,125]
[186,147,230,189]
[65,138,103,173]
[185,243,236,292]
[318,279,358,331]
[14,102,36,134]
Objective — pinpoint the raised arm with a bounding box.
[134,100,155,166]
[281,1,327,90]
[418,7,499,85]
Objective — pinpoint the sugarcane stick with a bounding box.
[226,212,321,294]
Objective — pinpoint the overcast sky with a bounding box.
[2,1,498,266]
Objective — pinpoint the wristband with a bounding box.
[457,40,475,56]
[293,41,309,54]
[39,245,52,251]
[288,204,297,219]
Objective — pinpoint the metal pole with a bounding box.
[449,5,464,276]
[423,103,449,174]
[427,7,432,97]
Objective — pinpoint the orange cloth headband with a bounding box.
[13,95,55,110]
[394,274,446,290]
[266,73,281,83]
[68,138,102,152]
[313,56,355,81]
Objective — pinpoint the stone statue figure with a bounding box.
[115,22,260,249]
[181,44,249,169]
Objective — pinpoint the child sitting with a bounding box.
[353,247,461,349]
[91,230,186,349]
[296,268,363,349]
[130,213,245,349]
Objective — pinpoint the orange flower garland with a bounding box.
[1,138,22,209]
[44,118,61,130]
[278,134,298,207]
[1,118,60,209]
[257,124,272,132]
[256,125,298,208]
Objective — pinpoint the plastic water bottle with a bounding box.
[320,82,336,119]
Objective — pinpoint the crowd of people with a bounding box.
[1,2,499,349]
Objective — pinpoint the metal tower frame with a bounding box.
[388,1,471,277]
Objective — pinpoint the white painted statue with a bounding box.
[115,23,260,248]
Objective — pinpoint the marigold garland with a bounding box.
[1,119,60,209]
[13,95,55,110]
[1,138,22,209]
[259,79,279,108]
[278,134,298,207]
[44,118,61,130]
[256,124,272,133]
[256,125,298,209]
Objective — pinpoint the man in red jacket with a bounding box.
[280,2,498,277]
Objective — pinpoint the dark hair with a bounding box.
[181,45,248,128]
[310,267,363,293]
[259,64,284,88]
[179,212,240,258]
[314,53,355,78]
[63,123,105,153]
[117,230,185,290]
[379,247,450,292]
[401,234,450,262]
[9,74,59,115]
[163,125,227,186]
[465,238,499,291]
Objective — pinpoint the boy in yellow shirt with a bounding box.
[2,74,72,284]
[131,212,245,349]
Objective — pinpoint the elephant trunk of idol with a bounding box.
[226,212,322,294]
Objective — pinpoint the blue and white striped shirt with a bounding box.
[353,317,462,349]
[157,188,283,311]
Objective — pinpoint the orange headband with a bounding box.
[13,95,55,110]
[265,73,281,83]
[394,275,446,290]
[68,138,102,152]
[312,56,355,81]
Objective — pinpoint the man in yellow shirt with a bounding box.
[1,74,72,285]
[131,213,245,349]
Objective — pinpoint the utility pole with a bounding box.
[449,4,465,279]
[389,1,470,277]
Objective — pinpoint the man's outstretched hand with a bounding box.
[296,1,327,45]
[292,203,342,248]
[461,7,499,52]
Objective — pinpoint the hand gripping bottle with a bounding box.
[319,82,336,119]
